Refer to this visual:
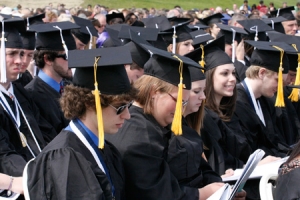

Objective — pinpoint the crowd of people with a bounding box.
[0,1,300,200]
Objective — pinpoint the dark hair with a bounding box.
[34,50,59,69]
[286,140,300,164]
[125,12,138,25]
[205,67,237,121]
[60,84,137,119]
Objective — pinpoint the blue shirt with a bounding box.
[38,70,61,93]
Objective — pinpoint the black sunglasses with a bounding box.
[109,101,133,115]
[56,54,68,60]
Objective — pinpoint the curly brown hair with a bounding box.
[60,84,137,119]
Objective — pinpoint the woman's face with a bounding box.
[178,39,194,56]
[102,100,131,134]
[212,64,236,99]
[184,80,206,116]
[151,88,190,127]
[210,24,220,39]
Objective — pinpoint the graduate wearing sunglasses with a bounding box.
[22,47,137,200]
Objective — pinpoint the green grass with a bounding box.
[82,0,296,11]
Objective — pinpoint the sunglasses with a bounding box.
[56,54,68,60]
[109,101,133,115]
[167,93,188,107]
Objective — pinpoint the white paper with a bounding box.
[223,156,288,182]
[207,183,231,200]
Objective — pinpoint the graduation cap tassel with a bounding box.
[26,18,30,30]
[199,44,206,72]
[0,20,7,83]
[272,45,285,107]
[86,26,93,50]
[288,44,300,102]
[231,28,236,62]
[92,56,105,149]
[53,26,68,60]
[271,20,274,29]
[276,8,280,17]
[172,26,177,54]
[171,55,184,136]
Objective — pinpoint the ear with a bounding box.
[44,54,53,66]
[149,84,159,99]
[258,67,267,79]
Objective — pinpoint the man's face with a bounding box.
[282,20,298,35]
[4,48,22,82]
[20,49,34,73]
[52,51,72,79]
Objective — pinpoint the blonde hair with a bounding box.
[245,65,276,79]
[133,75,177,114]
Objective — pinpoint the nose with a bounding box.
[120,107,131,120]
[199,91,206,100]
[229,73,237,83]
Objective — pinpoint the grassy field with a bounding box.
[81,0,296,10]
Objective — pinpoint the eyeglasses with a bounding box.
[56,54,67,61]
[167,93,188,107]
[109,101,133,115]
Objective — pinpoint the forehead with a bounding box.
[5,48,22,52]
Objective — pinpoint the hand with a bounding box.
[233,190,247,200]
[236,40,245,61]
[221,168,234,178]
[199,182,224,200]
[258,156,281,166]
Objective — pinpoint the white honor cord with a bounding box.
[231,28,236,63]
[15,100,42,152]
[0,100,36,158]
[70,121,106,173]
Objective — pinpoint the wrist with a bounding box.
[7,176,14,196]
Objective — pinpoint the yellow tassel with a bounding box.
[272,46,285,107]
[92,57,105,149]
[198,44,206,73]
[288,45,300,102]
[171,55,184,135]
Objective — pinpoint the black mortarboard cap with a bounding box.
[69,46,131,94]
[245,40,296,73]
[262,16,286,33]
[237,19,273,41]
[103,25,126,47]
[140,43,202,90]
[201,13,223,25]
[162,21,193,46]
[142,15,171,31]
[190,29,214,46]
[267,31,300,72]
[217,23,248,44]
[106,12,125,24]
[118,25,159,41]
[168,17,192,26]
[189,66,205,82]
[149,31,171,51]
[20,32,35,50]
[29,21,79,51]
[131,20,144,27]
[124,29,151,68]
[26,13,45,28]
[0,17,24,48]
[270,6,295,20]
[188,23,209,31]
[185,36,231,71]
[72,16,98,45]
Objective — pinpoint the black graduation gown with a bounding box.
[234,84,289,157]
[0,83,46,176]
[275,167,300,200]
[24,130,125,200]
[200,108,251,175]
[167,117,222,188]
[234,60,248,83]
[25,76,69,142]
[106,105,199,200]
[14,70,33,88]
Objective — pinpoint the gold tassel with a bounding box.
[288,44,300,102]
[171,55,185,136]
[272,46,285,107]
[199,44,206,68]
[92,56,105,149]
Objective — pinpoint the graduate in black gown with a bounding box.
[234,40,294,157]
[0,17,48,178]
[23,47,137,200]
[25,22,80,141]
[167,66,223,189]
[186,38,252,175]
